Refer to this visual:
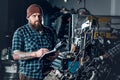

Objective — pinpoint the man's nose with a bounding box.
[36,16,39,20]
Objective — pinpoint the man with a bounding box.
[12,4,58,80]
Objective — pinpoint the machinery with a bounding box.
[44,12,120,80]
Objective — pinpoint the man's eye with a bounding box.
[38,15,42,18]
[32,15,36,17]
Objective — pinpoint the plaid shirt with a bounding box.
[12,23,55,79]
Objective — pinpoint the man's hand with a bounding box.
[46,51,59,61]
[35,48,49,58]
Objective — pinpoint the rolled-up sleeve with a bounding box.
[12,28,24,52]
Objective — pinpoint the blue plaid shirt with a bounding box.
[12,23,55,79]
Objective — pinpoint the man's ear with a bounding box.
[26,17,29,20]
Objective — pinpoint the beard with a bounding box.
[30,21,42,31]
[34,21,41,27]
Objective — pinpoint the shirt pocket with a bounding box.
[24,36,40,51]
[43,35,53,49]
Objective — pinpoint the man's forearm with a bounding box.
[13,50,36,60]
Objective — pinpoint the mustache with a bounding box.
[35,20,40,22]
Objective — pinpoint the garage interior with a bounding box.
[0,0,120,80]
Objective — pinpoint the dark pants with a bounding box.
[19,73,42,80]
